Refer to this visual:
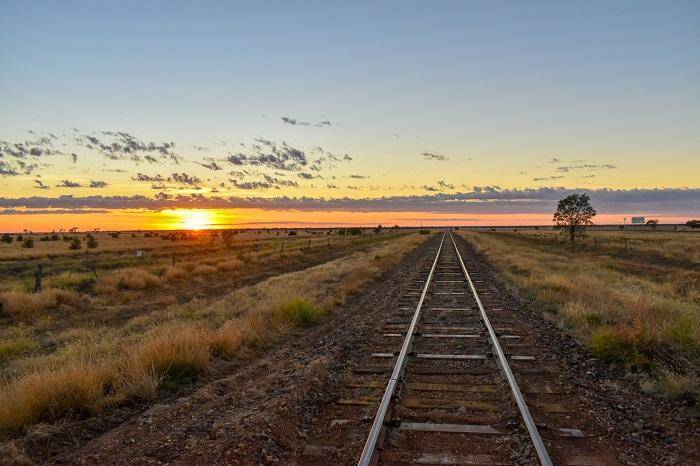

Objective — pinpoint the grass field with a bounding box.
[0,228,426,435]
[459,229,699,398]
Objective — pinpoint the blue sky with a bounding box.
[0,1,698,228]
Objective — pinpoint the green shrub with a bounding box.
[589,327,646,367]
[281,299,322,327]
[21,237,34,248]
[418,229,431,235]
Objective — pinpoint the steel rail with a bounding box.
[357,232,445,466]
[449,232,553,466]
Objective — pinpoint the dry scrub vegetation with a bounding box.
[0,233,425,435]
[459,230,699,398]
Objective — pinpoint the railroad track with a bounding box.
[299,231,615,465]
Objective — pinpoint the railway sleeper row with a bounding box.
[298,233,616,465]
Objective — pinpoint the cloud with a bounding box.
[224,140,309,171]
[196,159,224,171]
[229,174,299,190]
[0,188,697,215]
[57,180,83,188]
[132,173,166,182]
[89,180,108,188]
[76,131,180,164]
[169,172,202,186]
[533,175,565,181]
[281,116,333,127]
[0,208,110,215]
[0,134,64,159]
[34,179,49,190]
[421,152,449,161]
[556,164,617,173]
[0,161,19,176]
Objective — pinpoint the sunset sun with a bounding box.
[168,209,214,230]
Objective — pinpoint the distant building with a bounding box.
[631,216,645,224]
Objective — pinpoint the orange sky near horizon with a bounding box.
[0,208,691,233]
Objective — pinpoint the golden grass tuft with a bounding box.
[94,268,162,294]
[163,265,188,280]
[125,324,212,385]
[0,289,81,322]
[215,258,244,272]
[192,264,218,275]
[210,321,244,358]
[0,362,110,432]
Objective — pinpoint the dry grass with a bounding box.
[215,258,244,272]
[0,362,110,432]
[163,265,188,280]
[123,324,212,392]
[94,268,162,294]
[0,289,81,322]
[0,233,426,434]
[459,230,699,397]
[192,264,218,276]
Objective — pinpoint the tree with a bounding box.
[86,234,98,249]
[686,220,700,229]
[553,193,596,243]
[646,219,659,230]
[220,230,235,247]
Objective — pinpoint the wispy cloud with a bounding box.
[281,116,333,127]
[57,180,82,188]
[421,151,449,161]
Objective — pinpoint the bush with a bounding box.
[21,237,34,248]
[418,229,431,235]
[86,234,98,249]
[69,237,81,250]
[280,299,322,327]
[1,234,12,243]
[589,326,646,367]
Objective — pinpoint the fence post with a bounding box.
[34,264,43,293]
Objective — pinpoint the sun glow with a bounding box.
[165,209,215,230]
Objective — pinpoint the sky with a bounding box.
[1,1,698,231]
